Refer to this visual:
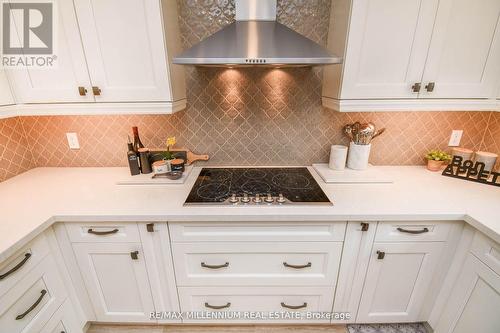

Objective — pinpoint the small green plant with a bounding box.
[425,149,451,161]
[162,136,176,160]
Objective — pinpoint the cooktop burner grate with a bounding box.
[184,167,331,206]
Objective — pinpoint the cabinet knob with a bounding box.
[360,222,369,231]
[425,82,435,92]
[78,87,88,96]
[376,250,385,259]
[130,251,139,260]
[92,86,102,96]
[411,82,421,93]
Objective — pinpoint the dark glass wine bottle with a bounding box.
[132,126,145,153]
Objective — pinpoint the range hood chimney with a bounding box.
[173,0,341,67]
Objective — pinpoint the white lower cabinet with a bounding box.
[435,231,500,333]
[172,241,343,286]
[178,286,335,323]
[39,299,81,333]
[72,242,155,323]
[436,254,500,333]
[357,242,444,323]
[0,255,67,333]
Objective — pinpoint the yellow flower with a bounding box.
[166,137,176,147]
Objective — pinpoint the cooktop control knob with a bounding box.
[253,193,263,203]
[229,194,238,204]
[241,193,251,203]
[264,193,274,203]
[277,193,286,204]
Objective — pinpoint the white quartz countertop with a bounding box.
[0,166,499,262]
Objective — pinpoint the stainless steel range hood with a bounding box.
[173,0,341,67]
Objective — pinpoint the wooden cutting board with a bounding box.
[312,163,394,183]
[148,148,209,166]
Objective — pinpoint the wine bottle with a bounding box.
[132,126,145,153]
[127,136,140,176]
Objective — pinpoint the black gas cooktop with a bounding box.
[184,167,332,206]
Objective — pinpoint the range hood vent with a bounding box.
[173,0,341,67]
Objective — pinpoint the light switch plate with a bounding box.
[448,130,463,147]
[66,132,80,149]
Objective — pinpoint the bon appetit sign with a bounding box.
[442,156,500,187]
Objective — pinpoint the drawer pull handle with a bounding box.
[130,251,139,260]
[16,289,47,320]
[0,253,31,280]
[281,302,307,310]
[87,228,119,236]
[201,262,229,269]
[397,227,429,234]
[283,262,312,269]
[205,302,231,309]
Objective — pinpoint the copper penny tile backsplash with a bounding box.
[0,0,500,182]
[0,117,35,182]
[0,110,497,184]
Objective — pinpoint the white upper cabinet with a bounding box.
[323,0,500,111]
[3,0,186,114]
[338,0,438,99]
[420,0,500,99]
[6,0,92,104]
[0,70,14,106]
[74,0,174,103]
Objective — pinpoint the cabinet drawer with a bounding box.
[65,222,140,243]
[0,234,50,298]
[178,286,335,323]
[169,222,346,242]
[39,299,81,333]
[0,256,67,333]
[470,232,500,276]
[375,221,452,242]
[172,242,343,286]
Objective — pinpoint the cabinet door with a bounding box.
[436,254,500,333]
[72,242,155,322]
[73,0,171,102]
[6,0,92,103]
[0,70,14,106]
[357,242,444,323]
[340,0,438,99]
[420,0,500,98]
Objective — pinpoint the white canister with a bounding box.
[328,145,348,170]
[152,160,171,174]
[452,147,473,161]
[474,151,498,172]
[347,142,371,170]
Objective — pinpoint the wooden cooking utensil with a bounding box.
[371,128,386,140]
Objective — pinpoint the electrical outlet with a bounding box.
[66,132,80,149]
[448,130,463,147]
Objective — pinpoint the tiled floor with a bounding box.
[88,323,429,333]
[87,324,348,333]
[347,323,428,333]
